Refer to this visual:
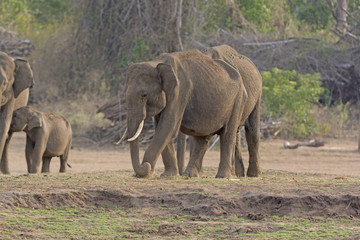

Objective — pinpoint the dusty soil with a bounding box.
[1,133,360,239]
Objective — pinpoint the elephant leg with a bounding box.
[30,142,46,174]
[216,137,235,178]
[216,124,238,178]
[25,136,34,173]
[176,132,186,175]
[245,100,261,177]
[183,136,211,177]
[234,129,245,177]
[0,132,13,174]
[41,156,51,173]
[60,141,71,173]
[160,141,179,177]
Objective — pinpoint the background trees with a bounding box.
[0,0,359,140]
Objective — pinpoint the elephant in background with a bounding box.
[0,51,34,174]
[175,45,262,178]
[201,45,262,177]
[123,48,257,178]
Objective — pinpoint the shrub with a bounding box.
[262,68,329,137]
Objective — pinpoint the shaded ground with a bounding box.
[1,133,360,239]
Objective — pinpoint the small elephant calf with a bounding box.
[10,106,72,173]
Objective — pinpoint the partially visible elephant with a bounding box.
[10,106,72,173]
[199,45,262,177]
[176,132,187,175]
[123,48,257,178]
[0,52,34,174]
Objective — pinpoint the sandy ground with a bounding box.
[2,133,360,239]
[7,132,360,176]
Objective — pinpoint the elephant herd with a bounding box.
[0,44,262,178]
[0,52,71,174]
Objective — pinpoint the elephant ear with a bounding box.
[28,113,43,131]
[156,63,179,102]
[213,59,241,81]
[13,58,35,98]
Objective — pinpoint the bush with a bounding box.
[0,0,71,40]
[262,68,329,137]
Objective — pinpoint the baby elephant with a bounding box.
[10,106,72,174]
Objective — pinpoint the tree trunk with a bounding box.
[326,0,349,34]
[358,128,360,152]
[175,0,183,51]
[336,0,348,33]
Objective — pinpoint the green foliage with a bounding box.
[198,0,291,34]
[262,68,328,137]
[239,0,290,34]
[329,102,350,137]
[289,0,333,31]
[196,0,228,33]
[132,37,150,60]
[0,0,70,38]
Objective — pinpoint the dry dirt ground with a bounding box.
[1,133,360,239]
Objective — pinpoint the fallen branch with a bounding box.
[284,139,325,150]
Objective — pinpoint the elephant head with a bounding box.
[0,53,34,107]
[125,62,180,177]
[0,51,34,174]
[11,106,42,132]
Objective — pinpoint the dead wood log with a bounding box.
[358,128,360,152]
[284,139,325,149]
[0,27,34,57]
[283,142,299,149]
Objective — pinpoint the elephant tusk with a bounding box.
[128,120,144,142]
[116,128,128,145]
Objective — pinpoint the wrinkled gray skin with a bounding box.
[10,106,72,173]
[176,130,242,176]
[199,45,262,177]
[176,132,186,175]
[125,48,255,178]
[176,46,262,178]
[0,52,34,174]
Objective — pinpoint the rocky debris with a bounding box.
[0,27,34,57]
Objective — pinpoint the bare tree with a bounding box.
[175,0,184,51]
[358,126,360,152]
[326,0,348,34]
[325,0,360,42]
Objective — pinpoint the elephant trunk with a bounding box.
[127,110,151,177]
[130,138,151,177]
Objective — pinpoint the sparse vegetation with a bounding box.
[2,166,360,239]
[1,0,359,139]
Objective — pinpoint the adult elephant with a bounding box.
[0,51,34,174]
[124,48,256,178]
[197,45,262,178]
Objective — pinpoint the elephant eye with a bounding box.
[141,93,147,98]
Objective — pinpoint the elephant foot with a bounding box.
[160,168,179,177]
[235,169,245,178]
[183,168,201,178]
[1,170,10,175]
[215,169,232,179]
[247,167,261,177]
[133,170,154,178]
[235,164,245,177]
[0,165,10,174]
